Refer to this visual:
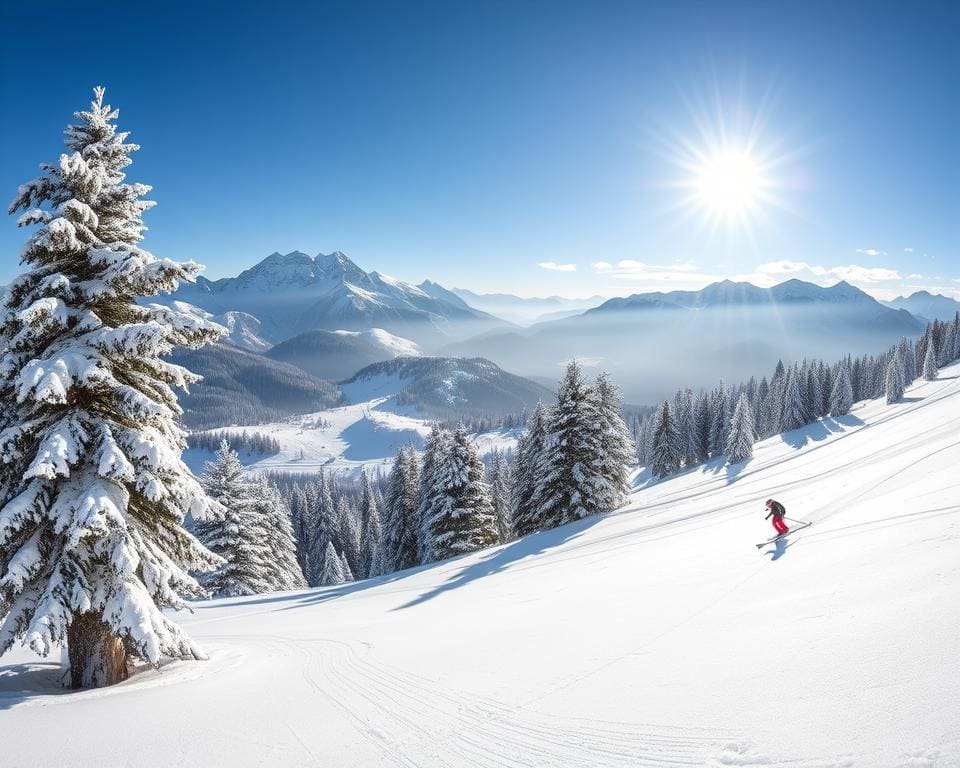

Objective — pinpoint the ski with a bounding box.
[755,521,812,548]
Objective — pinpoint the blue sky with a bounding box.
[1,1,957,299]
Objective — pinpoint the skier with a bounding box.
[764,498,789,537]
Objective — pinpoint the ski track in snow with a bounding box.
[2,367,960,767]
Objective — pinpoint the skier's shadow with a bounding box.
[765,538,789,561]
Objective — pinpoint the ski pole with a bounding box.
[784,516,808,525]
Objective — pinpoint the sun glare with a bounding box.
[695,149,765,216]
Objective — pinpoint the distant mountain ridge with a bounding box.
[165,251,510,348]
[442,279,926,403]
[451,288,605,325]
[883,290,960,322]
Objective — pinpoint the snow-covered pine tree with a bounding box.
[0,88,224,689]
[195,442,270,598]
[305,469,335,587]
[336,495,363,578]
[779,365,808,432]
[359,472,383,578]
[885,348,905,403]
[898,337,916,385]
[318,541,346,586]
[708,384,729,456]
[651,401,681,479]
[692,391,712,464]
[923,338,939,381]
[248,474,306,591]
[488,449,514,543]
[339,550,354,582]
[511,402,548,537]
[592,372,635,511]
[416,424,451,563]
[426,424,498,560]
[724,392,756,464]
[672,389,693,468]
[829,361,854,416]
[531,361,608,528]
[382,447,421,573]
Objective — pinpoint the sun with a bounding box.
[695,149,766,216]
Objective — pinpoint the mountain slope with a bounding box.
[3,363,957,767]
[884,290,960,321]
[452,287,606,325]
[444,279,925,403]
[341,356,554,420]
[169,342,342,429]
[265,328,421,381]
[165,251,509,348]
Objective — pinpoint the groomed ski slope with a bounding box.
[3,364,959,767]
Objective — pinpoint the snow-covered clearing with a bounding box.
[184,397,519,478]
[3,365,959,767]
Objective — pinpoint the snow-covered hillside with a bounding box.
[3,365,959,767]
[183,398,519,477]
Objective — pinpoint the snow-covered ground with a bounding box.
[184,394,519,478]
[3,365,959,767]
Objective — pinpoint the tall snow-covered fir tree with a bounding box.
[511,401,547,537]
[885,348,905,404]
[417,424,451,563]
[651,401,681,479]
[592,372,635,511]
[829,361,854,416]
[248,474,306,591]
[488,449,513,543]
[195,444,270,597]
[318,540,347,587]
[724,392,756,465]
[0,88,224,689]
[780,366,808,432]
[425,425,499,561]
[922,339,939,381]
[531,362,610,527]
[382,447,421,573]
[195,448,305,597]
[359,472,383,578]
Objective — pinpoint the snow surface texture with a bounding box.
[2,364,959,767]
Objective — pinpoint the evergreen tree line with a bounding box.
[188,430,282,456]
[265,361,636,586]
[635,315,960,479]
[441,410,529,434]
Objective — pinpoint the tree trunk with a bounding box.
[67,612,129,689]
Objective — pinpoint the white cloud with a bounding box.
[537,261,577,272]
[856,248,887,257]
[907,273,925,280]
[830,265,902,282]
[904,247,914,253]
[591,261,613,271]
[756,260,810,275]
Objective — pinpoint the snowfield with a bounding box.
[183,396,520,478]
[2,364,959,767]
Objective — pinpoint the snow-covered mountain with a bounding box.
[341,356,553,421]
[451,287,606,325]
[443,279,925,403]
[169,342,342,429]
[165,251,510,348]
[883,289,960,321]
[7,362,958,767]
[265,328,421,381]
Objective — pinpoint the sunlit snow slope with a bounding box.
[3,365,959,768]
